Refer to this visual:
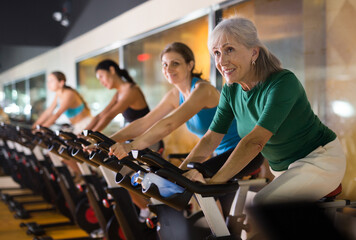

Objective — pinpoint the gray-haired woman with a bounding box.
[182,17,346,204]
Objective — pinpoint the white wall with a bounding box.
[0,0,225,90]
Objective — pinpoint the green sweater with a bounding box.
[209,69,336,171]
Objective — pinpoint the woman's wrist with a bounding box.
[124,142,134,153]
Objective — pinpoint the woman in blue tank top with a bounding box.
[109,42,240,159]
[105,42,263,213]
[109,42,263,174]
[32,71,92,175]
[32,71,92,132]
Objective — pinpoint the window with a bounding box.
[2,72,46,123]
[3,84,14,115]
[220,0,303,85]
[29,74,46,122]
[123,15,210,108]
[77,49,121,134]
[14,80,28,121]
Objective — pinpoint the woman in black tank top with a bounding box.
[84,59,150,132]
[122,106,150,124]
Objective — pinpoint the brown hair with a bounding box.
[160,42,203,79]
[95,59,136,84]
[51,71,89,110]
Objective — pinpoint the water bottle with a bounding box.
[133,170,184,197]
[131,172,139,187]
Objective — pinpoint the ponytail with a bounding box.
[51,71,89,110]
[63,85,89,110]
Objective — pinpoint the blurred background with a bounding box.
[0,0,355,201]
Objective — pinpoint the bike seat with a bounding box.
[324,184,342,199]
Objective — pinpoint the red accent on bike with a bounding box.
[85,207,98,224]
[118,227,126,240]
[146,218,155,229]
[102,199,110,208]
[249,168,261,176]
[77,184,83,192]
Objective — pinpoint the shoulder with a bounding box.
[220,83,239,98]
[62,87,77,96]
[167,87,179,99]
[123,83,142,94]
[264,69,302,92]
[263,70,304,102]
[267,69,299,85]
[193,79,219,95]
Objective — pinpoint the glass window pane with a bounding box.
[3,84,12,108]
[77,49,120,134]
[123,15,210,108]
[222,0,303,85]
[14,80,27,121]
[123,15,209,156]
[29,73,46,122]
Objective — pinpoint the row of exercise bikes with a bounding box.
[0,122,355,240]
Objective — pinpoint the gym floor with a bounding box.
[0,176,89,240]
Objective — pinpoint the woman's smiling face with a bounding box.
[212,34,255,85]
[161,51,193,85]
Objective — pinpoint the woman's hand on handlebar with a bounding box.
[82,143,97,153]
[183,169,206,184]
[109,142,132,159]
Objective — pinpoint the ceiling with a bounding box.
[0,0,148,72]
[0,0,89,47]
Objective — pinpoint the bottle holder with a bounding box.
[141,183,192,211]
[89,150,107,165]
[102,156,123,173]
[88,150,122,172]
[71,148,99,168]
[115,168,192,211]
[115,172,150,199]
[57,145,84,163]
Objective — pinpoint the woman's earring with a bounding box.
[252,60,256,66]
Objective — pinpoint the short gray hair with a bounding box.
[208,17,282,81]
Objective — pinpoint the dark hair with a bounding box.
[50,71,89,110]
[95,59,135,84]
[51,71,66,82]
[160,42,203,79]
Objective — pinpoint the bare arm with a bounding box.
[110,83,219,159]
[92,87,149,132]
[208,125,272,184]
[40,91,74,127]
[180,130,224,170]
[32,96,58,128]
[85,93,119,131]
[109,88,179,142]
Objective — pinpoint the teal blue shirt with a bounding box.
[209,70,336,171]
[63,103,85,118]
[179,77,240,155]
